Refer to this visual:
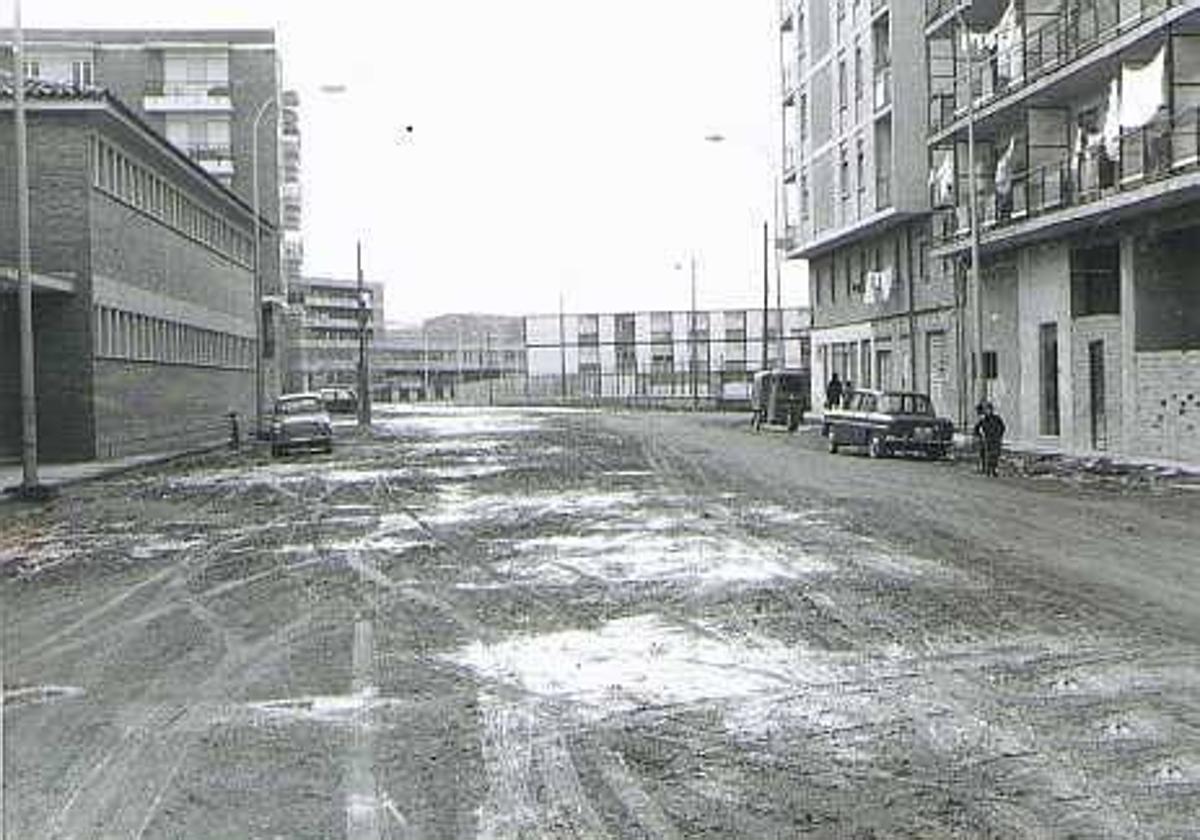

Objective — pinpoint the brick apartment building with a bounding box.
[0,75,267,460]
[285,275,384,395]
[0,28,290,408]
[781,1,1199,463]
[925,0,1200,462]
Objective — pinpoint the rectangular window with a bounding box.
[1070,242,1120,316]
[71,60,93,87]
[982,350,998,379]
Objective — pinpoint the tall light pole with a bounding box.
[356,240,371,426]
[958,8,986,420]
[251,94,276,438]
[12,0,41,497]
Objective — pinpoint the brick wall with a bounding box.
[1132,351,1200,463]
[93,360,250,457]
[0,115,98,461]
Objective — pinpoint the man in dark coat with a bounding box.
[973,401,1006,476]
[825,373,843,411]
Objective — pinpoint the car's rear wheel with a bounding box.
[868,434,886,459]
[827,432,839,454]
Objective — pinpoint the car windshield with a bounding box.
[777,375,807,394]
[878,394,933,415]
[276,397,323,415]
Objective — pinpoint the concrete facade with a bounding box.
[0,77,260,461]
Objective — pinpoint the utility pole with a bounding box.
[486,331,494,406]
[356,240,371,427]
[959,9,986,422]
[12,0,44,499]
[690,255,698,410]
[761,221,770,373]
[774,185,785,367]
[558,292,567,402]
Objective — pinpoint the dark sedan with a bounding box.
[823,389,954,459]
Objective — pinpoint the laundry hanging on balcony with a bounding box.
[929,152,955,207]
[1102,77,1122,160]
[1119,45,1166,130]
[991,2,1023,89]
[995,137,1015,201]
[862,268,893,305]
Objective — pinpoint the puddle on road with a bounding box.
[495,532,830,589]
[3,684,86,708]
[448,614,836,718]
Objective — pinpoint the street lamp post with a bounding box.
[12,0,43,497]
[356,240,371,426]
[251,94,276,439]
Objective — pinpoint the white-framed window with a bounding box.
[71,59,93,87]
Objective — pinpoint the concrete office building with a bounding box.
[925,0,1200,462]
[285,276,384,394]
[0,75,262,460]
[523,308,810,404]
[780,1,963,421]
[1,28,288,407]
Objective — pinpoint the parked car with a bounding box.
[270,393,333,456]
[823,389,954,459]
[751,368,811,432]
[319,386,358,414]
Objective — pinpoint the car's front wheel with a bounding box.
[827,432,839,454]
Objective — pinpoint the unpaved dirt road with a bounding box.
[3,406,1198,838]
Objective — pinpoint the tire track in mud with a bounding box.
[613,415,1200,836]
[7,472,365,839]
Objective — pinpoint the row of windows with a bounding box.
[91,137,254,269]
[93,305,254,370]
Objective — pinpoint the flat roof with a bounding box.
[0,28,275,46]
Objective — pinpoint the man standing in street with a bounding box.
[974,401,1006,476]
[825,372,843,411]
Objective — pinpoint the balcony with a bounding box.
[932,107,1200,248]
[143,81,232,113]
[930,0,1180,141]
[782,144,798,181]
[876,171,893,211]
[185,144,234,176]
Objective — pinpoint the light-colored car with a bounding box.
[270,393,333,456]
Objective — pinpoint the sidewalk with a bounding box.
[1,440,236,502]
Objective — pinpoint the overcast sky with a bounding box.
[14,0,807,325]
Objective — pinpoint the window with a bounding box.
[22,60,39,79]
[71,60,93,87]
[1070,242,1120,317]
[854,44,863,113]
[982,351,998,379]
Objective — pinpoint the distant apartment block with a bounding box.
[523,308,811,403]
[286,276,384,394]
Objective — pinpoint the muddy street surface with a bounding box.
[3,406,1199,839]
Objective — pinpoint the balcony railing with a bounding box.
[925,0,962,24]
[185,144,232,163]
[932,106,1200,246]
[934,0,1177,135]
[145,81,231,98]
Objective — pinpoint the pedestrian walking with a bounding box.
[825,372,843,411]
[973,401,1006,477]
